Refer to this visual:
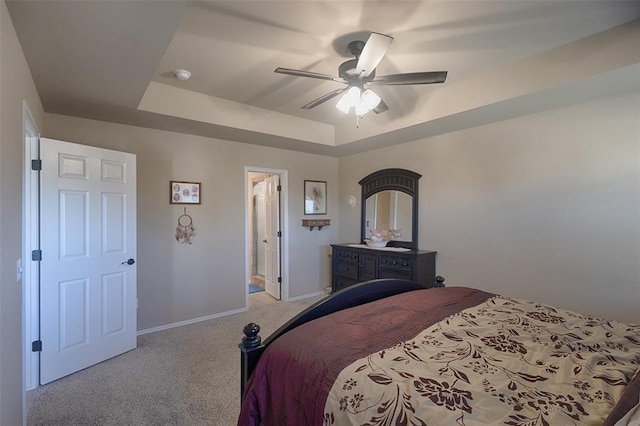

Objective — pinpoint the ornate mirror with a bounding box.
[359,168,421,249]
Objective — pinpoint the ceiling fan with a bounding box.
[275,32,447,116]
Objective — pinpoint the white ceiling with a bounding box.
[7,1,640,156]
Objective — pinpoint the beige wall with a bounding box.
[0,0,45,423]
[43,114,339,331]
[339,91,640,324]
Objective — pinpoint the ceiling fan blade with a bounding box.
[356,32,393,77]
[373,99,389,114]
[371,71,447,85]
[301,87,348,109]
[275,67,344,82]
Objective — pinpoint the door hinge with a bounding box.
[277,276,282,283]
[32,340,42,352]
[277,185,281,192]
[31,250,42,261]
[31,159,42,171]
[277,231,282,238]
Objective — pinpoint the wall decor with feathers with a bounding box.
[176,208,196,244]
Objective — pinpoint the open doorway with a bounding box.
[249,173,268,293]
[245,167,287,303]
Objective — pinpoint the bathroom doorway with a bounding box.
[246,168,287,301]
[249,173,267,293]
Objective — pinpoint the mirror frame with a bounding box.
[359,168,421,249]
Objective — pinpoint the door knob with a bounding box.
[121,258,135,265]
[263,239,267,243]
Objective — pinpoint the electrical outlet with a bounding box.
[16,258,23,282]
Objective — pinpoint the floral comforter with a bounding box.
[325,296,640,426]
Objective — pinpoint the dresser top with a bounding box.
[332,243,436,255]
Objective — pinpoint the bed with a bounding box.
[238,279,640,425]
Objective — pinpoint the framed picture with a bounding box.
[170,181,201,204]
[304,180,327,215]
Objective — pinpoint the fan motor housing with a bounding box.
[347,40,366,56]
[338,58,376,82]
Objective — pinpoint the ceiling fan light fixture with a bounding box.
[361,89,381,110]
[355,102,371,116]
[336,86,361,114]
[335,96,351,114]
[337,87,381,116]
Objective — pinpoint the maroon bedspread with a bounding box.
[237,286,494,426]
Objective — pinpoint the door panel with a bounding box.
[359,254,378,281]
[264,175,281,300]
[102,272,126,336]
[59,190,88,258]
[102,193,125,254]
[40,138,137,384]
[59,278,88,350]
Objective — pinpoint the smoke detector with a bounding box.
[174,69,191,81]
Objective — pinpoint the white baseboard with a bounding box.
[137,290,327,336]
[137,306,247,336]
[286,290,325,302]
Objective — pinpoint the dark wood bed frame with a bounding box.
[239,277,445,398]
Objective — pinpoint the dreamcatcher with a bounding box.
[176,208,196,244]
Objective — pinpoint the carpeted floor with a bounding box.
[27,291,325,425]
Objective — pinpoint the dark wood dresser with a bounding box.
[331,243,437,292]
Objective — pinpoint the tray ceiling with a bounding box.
[7,1,640,156]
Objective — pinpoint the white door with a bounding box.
[39,138,137,384]
[264,175,281,300]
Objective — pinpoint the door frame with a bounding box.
[244,166,288,306]
[22,101,40,422]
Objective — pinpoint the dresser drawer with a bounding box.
[380,256,413,271]
[333,248,359,262]
[334,260,358,280]
[333,276,358,291]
